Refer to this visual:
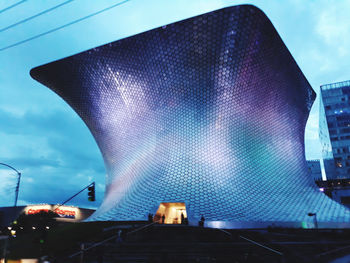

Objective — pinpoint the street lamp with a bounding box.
[0,163,21,207]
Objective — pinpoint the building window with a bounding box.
[341,128,350,133]
[329,129,337,135]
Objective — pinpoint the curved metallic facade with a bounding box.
[30,5,350,225]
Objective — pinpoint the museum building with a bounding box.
[30,5,350,228]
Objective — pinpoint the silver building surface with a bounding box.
[30,5,350,228]
[307,160,322,181]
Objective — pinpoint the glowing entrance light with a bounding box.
[154,202,187,224]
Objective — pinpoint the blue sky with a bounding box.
[0,0,349,208]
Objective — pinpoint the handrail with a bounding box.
[127,221,157,235]
[68,221,157,258]
[315,244,350,257]
[68,233,118,258]
[214,228,283,256]
[239,235,283,256]
[69,223,284,259]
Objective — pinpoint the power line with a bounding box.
[0,0,75,33]
[0,0,27,14]
[0,0,131,52]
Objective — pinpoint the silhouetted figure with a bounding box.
[148,213,153,223]
[162,214,165,224]
[199,215,205,227]
[181,213,185,224]
[116,229,123,244]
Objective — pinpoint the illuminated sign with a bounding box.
[54,208,76,219]
[27,208,50,214]
[24,205,78,219]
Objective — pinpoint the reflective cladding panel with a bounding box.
[30,5,350,224]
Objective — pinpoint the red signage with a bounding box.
[26,207,76,219]
[55,208,76,218]
[27,208,49,214]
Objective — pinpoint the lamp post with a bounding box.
[0,163,21,207]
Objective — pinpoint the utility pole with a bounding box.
[0,163,21,207]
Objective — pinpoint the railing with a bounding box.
[214,228,284,256]
[68,221,157,259]
[69,222,285,260]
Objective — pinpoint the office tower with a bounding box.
[320,80,350,179]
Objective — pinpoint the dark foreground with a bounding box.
[2,221,350,263]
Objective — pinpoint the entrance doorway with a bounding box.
[154,202,187,224]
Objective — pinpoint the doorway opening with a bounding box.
[154,202,187,224]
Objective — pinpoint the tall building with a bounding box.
[30,5,350,227]
[320,80,350,179]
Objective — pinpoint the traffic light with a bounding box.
[88,182,95,201]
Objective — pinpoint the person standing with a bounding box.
[181,212,185,224]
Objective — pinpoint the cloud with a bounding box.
[0,108,105,208]
[302,0,350,80]
[0,169,19,206]
[315,1,350,56]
